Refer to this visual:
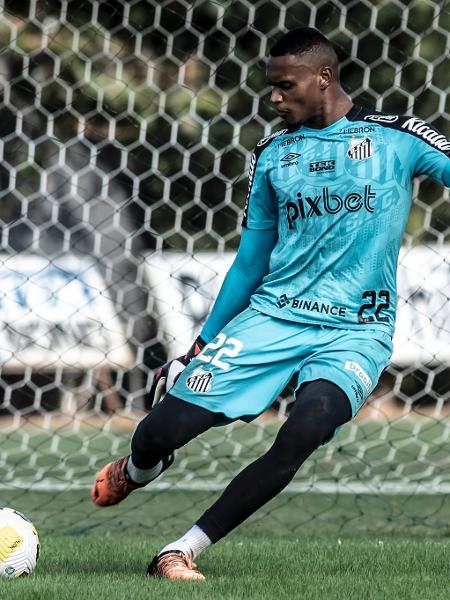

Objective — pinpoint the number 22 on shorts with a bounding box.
[197,333,243,371]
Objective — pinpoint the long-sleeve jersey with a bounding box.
[236,105,450,338]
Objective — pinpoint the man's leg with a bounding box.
[196,379,351,540]
[131,393,222,467]
[148,379,351,579]
[91,393,222,506]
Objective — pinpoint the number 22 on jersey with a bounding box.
[197,333,243,371]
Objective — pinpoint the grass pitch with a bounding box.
[0,536,448,600]
[0,419,448,598]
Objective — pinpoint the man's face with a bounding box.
[266,54,323,126]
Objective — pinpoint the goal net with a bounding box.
[0,0,449,537]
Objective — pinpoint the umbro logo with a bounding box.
[280,153,300,168]
[281,153,301,162]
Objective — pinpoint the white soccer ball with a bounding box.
[0,507,40,577]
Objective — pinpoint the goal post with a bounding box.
[0,0,449,536]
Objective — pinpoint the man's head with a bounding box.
[267,28,340,126]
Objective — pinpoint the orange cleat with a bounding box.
[91,454,175,507]
[91,456,141,507]
[147,551,205,581]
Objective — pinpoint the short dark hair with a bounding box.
[269,27,336,59]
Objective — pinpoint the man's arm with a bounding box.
[408,121,450,186]
[443,161,450,187]
[200,132,279,341]
[147,227,277,406]
[200,227,278,342]
[148,135,278,405]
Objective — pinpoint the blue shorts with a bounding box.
[171,307,393,422]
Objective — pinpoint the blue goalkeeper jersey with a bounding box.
[243,105,450,336]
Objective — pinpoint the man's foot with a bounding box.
[91,454,174,507]
[147,550,205,581]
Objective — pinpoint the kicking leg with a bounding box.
[91,393,222,506]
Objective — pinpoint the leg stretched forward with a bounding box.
[91,393,222,507]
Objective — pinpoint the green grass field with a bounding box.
[0,536,448,600]
[0,489,449,599]
[0,418,449,598]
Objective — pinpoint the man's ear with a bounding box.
[319,66,333,90]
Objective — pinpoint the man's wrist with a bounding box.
[185,336,206,362]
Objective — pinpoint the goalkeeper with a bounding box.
[92,27,450,580]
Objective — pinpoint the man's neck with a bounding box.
[304,90,353,129]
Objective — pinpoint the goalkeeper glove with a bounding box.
[148,336,206,407]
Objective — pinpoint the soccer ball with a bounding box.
[0,508,40,577]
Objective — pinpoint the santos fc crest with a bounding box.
[186,367,213,393]
[347,137,373,160]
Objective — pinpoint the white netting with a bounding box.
[0,0,449,535]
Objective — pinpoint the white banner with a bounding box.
[145,246,450,366]
[392,245,450,365]
[145,252,233,358]
[0,255,133,371]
